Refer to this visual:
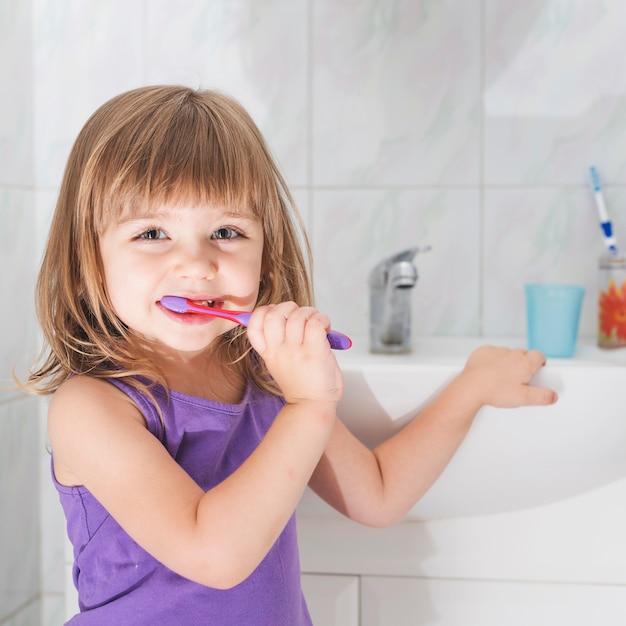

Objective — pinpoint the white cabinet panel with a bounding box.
[302,573,359,626]
[361,576,626,626]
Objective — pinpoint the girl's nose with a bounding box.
[175,241,217,280]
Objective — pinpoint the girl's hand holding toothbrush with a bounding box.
[247,302,344,408]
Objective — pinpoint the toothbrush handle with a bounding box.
[198,308,351,349]
[232,313,350,349]
[327,330,352,350]
[238,312,351,349]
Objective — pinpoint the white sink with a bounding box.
[298,336,626,520]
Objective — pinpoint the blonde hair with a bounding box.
[24,85,313,398]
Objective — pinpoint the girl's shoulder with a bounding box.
[48,375,148,487]
[51,374,146,423]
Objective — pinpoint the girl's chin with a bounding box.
[148,334,223,357]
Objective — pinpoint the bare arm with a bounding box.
[309,346,558,527]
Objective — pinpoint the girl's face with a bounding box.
[99,202,264,357]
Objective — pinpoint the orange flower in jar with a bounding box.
[599,278,626,341]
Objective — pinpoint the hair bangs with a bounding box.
[91,90,276,232]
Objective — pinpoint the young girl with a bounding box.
[24,85,556,625]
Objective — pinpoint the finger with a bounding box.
[515,349,547,382]
[526,349,547,368]
[296,316,325,351]
[524,385,558,406]
[281,306,314,346]
[246,305,274,353]
[302,312,332,348]
[263,301,298,347]
[286,307,330,348]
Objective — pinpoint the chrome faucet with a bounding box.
[368,246,430,353]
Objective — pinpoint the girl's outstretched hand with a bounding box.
[246,302,344,407]
[460,346,558,409]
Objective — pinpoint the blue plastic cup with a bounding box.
[525,283,585,358]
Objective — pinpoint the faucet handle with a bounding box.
[369,246,431,288]
[391,246,431,264]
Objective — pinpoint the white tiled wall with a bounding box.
[0,398,40,620]
[3,1,626,623]
[1,0,42,623]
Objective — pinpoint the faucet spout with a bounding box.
[369,246,430,353]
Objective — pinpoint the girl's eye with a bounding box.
[212,227,241,240]
[138,228,167,240]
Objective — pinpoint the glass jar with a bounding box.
[598,253,626,348]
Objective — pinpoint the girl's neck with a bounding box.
[160,350,246,404]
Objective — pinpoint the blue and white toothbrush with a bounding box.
[589,166,618,254]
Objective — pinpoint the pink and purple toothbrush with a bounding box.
[160,296,352,350]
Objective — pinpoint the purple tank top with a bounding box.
[53,378,312,625]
